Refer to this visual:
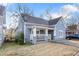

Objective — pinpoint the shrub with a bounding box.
[15,32,24,45]
[15,36,18,43]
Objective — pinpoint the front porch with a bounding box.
[24,25,54,44]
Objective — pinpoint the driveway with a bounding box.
[52,39,79,48]
[52,39,79,56]
[68,39,79,56]
[69,39,79,44]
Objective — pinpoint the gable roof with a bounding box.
[21,14,48,25]
[49,17,62,25]
[21,14,62,26]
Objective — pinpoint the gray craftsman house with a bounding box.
[16,14,66,44]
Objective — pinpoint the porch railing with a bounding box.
[30,34,51,41]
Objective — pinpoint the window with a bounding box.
[59,30,63,38]
[40,30,45,34]
[28,28,32,34]
[37,31,39,34]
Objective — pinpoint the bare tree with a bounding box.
[40,7,53,19]
[39,14,44,18]
[10,4,34,28]
[7,4,34,41]
[16,4,34,16]
[45,7,53,19]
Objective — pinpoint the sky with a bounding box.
[6,3,79,28]
[6,3,74,16]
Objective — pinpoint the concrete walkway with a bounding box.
[52,40,79,48]
[52,39,79,56]
[75,52,79,56]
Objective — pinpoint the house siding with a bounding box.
[24,23,31,43]
[0,25,3,45]
[0,5,5,46]
[16,17,33,44]
[54,18,66,40]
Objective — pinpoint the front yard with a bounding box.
[0,42,79,56]
[69,39,79,44]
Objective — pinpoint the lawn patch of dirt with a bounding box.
[0,42,79,56]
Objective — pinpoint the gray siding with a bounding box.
[0,25,3,45]
[24,23,31,43]
[16,17,31,43]
[54,18,66,40]
[0,5,5,46]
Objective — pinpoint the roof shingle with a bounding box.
[21,14,62,26]
[21,14,48,25]
[49,17,62,25]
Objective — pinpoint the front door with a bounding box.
[48,30,54,40]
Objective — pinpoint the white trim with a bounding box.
[25,22,48,26]
[45,28,48,36]
[25,22,54,27]
[33,26,36,37]
[24,22,54,30]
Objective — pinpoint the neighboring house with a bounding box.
[0,5,6,46]
[66,24,79,35]
[77,24,79,34]
[66,25,77,35]
[16,14,66,44]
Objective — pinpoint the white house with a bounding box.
[16,14,66,44]
[0,5,6,46]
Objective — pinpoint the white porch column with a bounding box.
[33,27,36,37]
[32,26,37,44]
[45,28,48,42]
[24,23,26,43]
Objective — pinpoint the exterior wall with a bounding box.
[0,6,5,46]
[54,19,66,40]
[24,23,32,43]
[0,25,3,45]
